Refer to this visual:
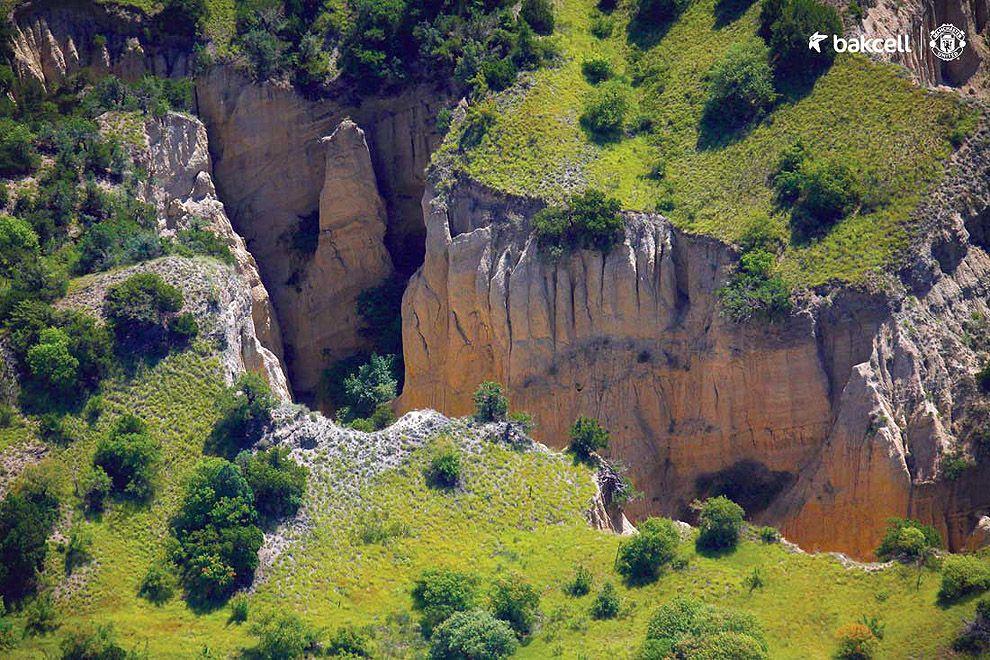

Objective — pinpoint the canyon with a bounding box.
[7,0,990,560]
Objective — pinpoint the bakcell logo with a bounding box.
[807,32,913,54]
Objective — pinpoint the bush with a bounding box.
[580,80,629,138]
[473,381,508,423]
[772,147,863,240]
[835,623,878,660]
[481,58,518,92]
[63,524,93,575]
[240,29,286,82]
[704,39,776,129]
[582,57,614,84]
[247,610,319,660]
[616,517,680,583]
[0,215,40,276]
[411,568,480,636]
[0,599,14,650]
[521,0,555,35]
[93,422,159,501]
[0,119,40,175]
[764,0,843,78]
[237,447,308,522]
[342,354,398,420]
[24,592,58,635]
[429,608,518,660]
[758,526,780,543]
[696,496,745,552]
[565,566,592,597]
[59,622,130,659]
[103,273,184,350]
[875,518,941,561]
[139,561,175,605]
[370,402,397,430]
[170,458,263,605]
[168,313,198,344]
[636,0,691,23]
[427,445,462,490]
[206,373,276,459]
[591,582,620,619]
[645,597,767,659]
[590,13,615,39]
[489,575,540,636]
[0,470,60,603]
[533,189,624,257]
[327,625,371,657]
[26,327,80,399]
[170,225,234,264]
[939,554,990,602]
[568,416,609,462]
[228,595,249,624]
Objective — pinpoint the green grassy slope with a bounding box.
[445,0,976,287]
[6,372,983,657]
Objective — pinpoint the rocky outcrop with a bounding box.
[9,0,190,93]
[195,67,446,400]
[97,110,290,400]
[854,0,989,95]
[400,115,990,558]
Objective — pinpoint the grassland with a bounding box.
[446,0,977,287]
[5,360,985,658]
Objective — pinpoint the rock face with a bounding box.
[195,67,446,400]
[401,116,990,558]
[98,110,290,400]
[854,0,989,95]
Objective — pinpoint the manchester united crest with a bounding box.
[929,23,967,62]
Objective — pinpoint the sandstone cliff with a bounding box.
[400,116,990,557]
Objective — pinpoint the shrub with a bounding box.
[590,13,615,39]
[591,582,620,619]
[636,0,691,23]
[459,102,497,150]
[582,57,614,84]
[489,575,540,636]
[240,29,286,82]
[977,362,990,394]
[411,568,480,636]
[764,0,843,78]
[568,416,609,462]
[835,623,878,660]
[696,496,745,552]
[237,447,308,522]
[616,517,680,582]
[481,58,518,92]
[206,373,276,459]
[171,225,234,264]
[0,470,60,603]
[533,189,624,257]
[0,119,40,175]
[103,273,183,350]
[342,353,398,420]
[939,554,990,602]
[170,458,263,605]
[704,39,776,129]
[565,566,592,597]
[473,381,509,423]
[758,526,780,543]
[59,623,130,659]
[24,592,58,635]
[580,80,629,138]
[63,524,93,575]
[327,625,371,657]
[773,147,863,240]
[0,599,15,650]
[168,312,198,344]
[139,561,175,605]
[521,0,555,35]
[427,445,462,489]
[228,595,249,624]
[645,597,767,659]
[0,215,40,275]
[93,423,159,501]
[247,610,319,660]
[26,327,80,399]
[370,402,397,430]
[429,608,518,660]
[875,518,941,560]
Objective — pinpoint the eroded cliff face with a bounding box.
[103,110,290,400]
[401,117,990,557]
[195,67,445,400]
[854,0,989,94]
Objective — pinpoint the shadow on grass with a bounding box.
[626,13,677,50]
[696,111,757,151]
[694,541,739,559]
[713,0,757,28]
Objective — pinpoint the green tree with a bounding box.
[0,119,40,175]
[533,189,624,256]
[93,421,160,501]
[343,353,397,419]
[875,518,941,561]
[636,0,691,23]
[237,447,307,522]
[60,622,132,659]
[26,327,80,399]
[580,80,629,138]
[521,0,555,35]
[489,575,540,636]
[616,517,680,583]
[206,373,276,459]
[939,555,990,602]
[103,272,183,350]
[696,496,745,551]
[0,215,39,275]
[765,0,843,78]
[591,581,620,619]
[412,568,480,636]
[704,39,776,129]
[429,608,518,660]
[645,597,768,659]
[473,381,509,423]
[0,468,60,603]
[247,610,319,660]
[568,417,610,461]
